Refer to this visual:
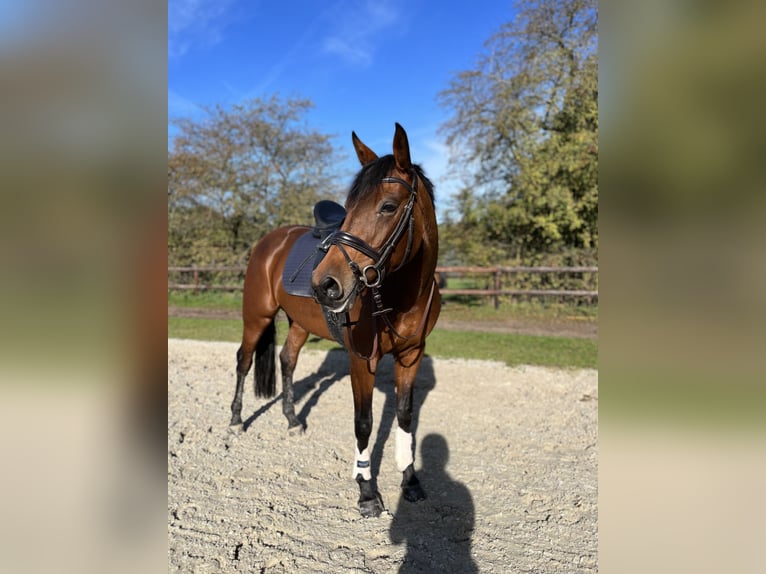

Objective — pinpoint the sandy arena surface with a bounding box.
[168,338,598,573]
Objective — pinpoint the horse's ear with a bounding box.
[393,122,412,173]
[352,131,378,165]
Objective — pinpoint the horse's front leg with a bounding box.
[394,346,427,502]
[349,356,384,517]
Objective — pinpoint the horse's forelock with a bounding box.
[347,155,434,206]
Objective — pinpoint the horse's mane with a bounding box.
[347,155,435,206]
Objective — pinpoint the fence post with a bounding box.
[494,268,501,310]
[193,268,199,295]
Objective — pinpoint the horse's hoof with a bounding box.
[401,465,426,502]
[229,415,243,426]
[358,495,384,518]
[286,417,305,434]
[402,483,427,503]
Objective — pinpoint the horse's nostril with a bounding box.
[319,276,343,301]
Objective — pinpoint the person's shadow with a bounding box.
[389,434,478,573]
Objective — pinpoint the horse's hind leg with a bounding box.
[231,345,250,426]
[231,318,273,426]
[279,319,309,430]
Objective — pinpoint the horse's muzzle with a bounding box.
[313,274,354,312]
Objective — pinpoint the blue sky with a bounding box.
[168,0,515,210]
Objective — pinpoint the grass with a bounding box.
[168,290,599,321]
[426,329,596,369]
[168,316,242,342]
[169,290,242,311]
[168,298,597,369]
[439,296,598,322]
[168,316,342,353]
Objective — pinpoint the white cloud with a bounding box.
[168,89,202,119]
[168,0,235,59]
[321,0,401,67]
[322,37,373,67]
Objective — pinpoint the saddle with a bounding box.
[281,200,346,298]
[311,200,346,240]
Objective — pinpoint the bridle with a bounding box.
[321,172,419,291]
[318,170,436,369]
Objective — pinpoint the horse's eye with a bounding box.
[379,202,398,215]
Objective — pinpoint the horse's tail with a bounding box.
[254,319,277,398]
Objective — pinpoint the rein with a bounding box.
[320,171,434,371]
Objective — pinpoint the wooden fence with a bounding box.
[168,265,598,307]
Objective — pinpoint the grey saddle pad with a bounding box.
[281,231,325,298]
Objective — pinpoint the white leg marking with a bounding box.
[395,427,414,471]
[353,446,372,480]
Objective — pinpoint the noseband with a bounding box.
[322,171,418,290]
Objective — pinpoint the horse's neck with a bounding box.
[382,197,437,310]
[414,217,438,297]
[417,197,439,294]
[385,242,436,310]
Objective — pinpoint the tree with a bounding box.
[439,188,507,266]
[168,96,344,266]
[438,0,597,263]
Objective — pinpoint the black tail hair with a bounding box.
[253,319,277,398]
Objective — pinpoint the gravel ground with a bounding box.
[168,338,598,573]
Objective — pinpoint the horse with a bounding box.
[230,123,441,517]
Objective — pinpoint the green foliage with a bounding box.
[438,0,598,264]
[439,189,508,266]
[168,96,345,266]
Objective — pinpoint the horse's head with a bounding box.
[312,123,436,312]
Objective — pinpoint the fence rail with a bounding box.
[168,265,598,307]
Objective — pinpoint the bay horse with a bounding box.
[230,123,441,517]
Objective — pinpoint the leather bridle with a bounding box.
[317,170,436,369]
[321,171,419,291]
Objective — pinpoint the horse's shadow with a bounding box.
[239,347,476,569]
[241,346,438,461]
[294,347,351,426]
[242,345,349,431]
